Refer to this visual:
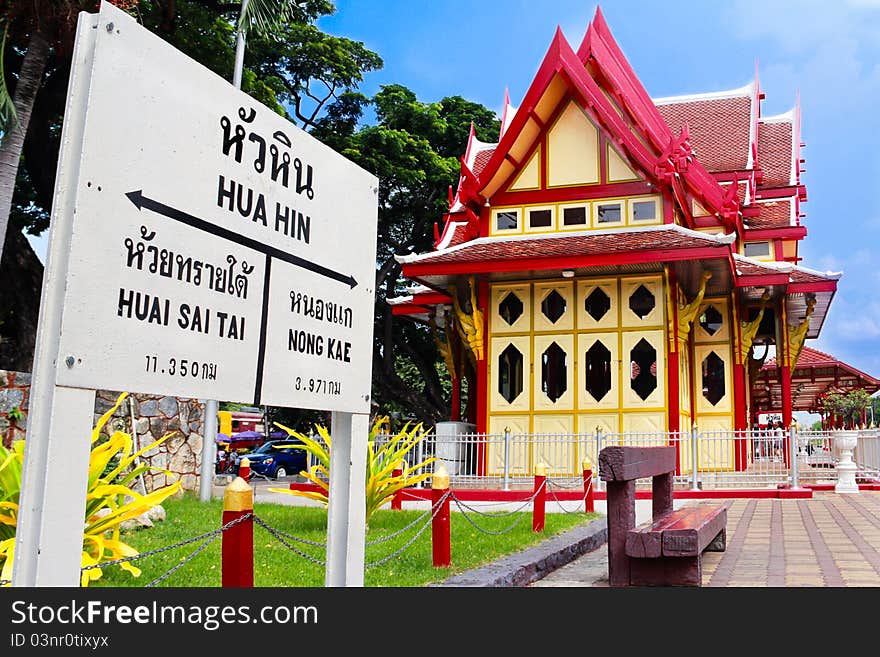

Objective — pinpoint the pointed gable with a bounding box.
[465,9,736,232]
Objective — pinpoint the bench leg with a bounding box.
[705,528,726,552]
[606,480,636,587]
[652,472,673,520]
[630,556,702,587]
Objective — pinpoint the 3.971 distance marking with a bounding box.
[293,376,341,396]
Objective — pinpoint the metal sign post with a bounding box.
[14,2,377,586]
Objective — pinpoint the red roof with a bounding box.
[655,95,752,172]
[754,346,880,413]
[734,257,785,277]
[763,346,880,383]
[400,226,733,268]
[472,147,496,177]
[748,199,792,230]
[757,119,794,188]
[789,268,835,285]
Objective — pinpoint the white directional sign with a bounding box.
[54,3,378,413]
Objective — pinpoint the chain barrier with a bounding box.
[449,480,545,518]
[546,482,592,514]
[79,512,254,574]
[450,492,532,536]
[546,476,586,490]
[250,516,326,548]
[0,579,9,587]
[547,477,593,514]
[253,515,326,566]
[364,491,451,569]
[146,534,219,587]
[366,507,432,546]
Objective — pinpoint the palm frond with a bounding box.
[0,25,19,137]
[237,0,297,39]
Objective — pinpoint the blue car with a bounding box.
[238,439,307,479]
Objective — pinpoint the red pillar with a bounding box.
[532,464,547,533]
[450,377,461,422]
[475,279,489,479]
[733,362,748,471]
[431,468,451,568]
[666,267,682,475]
[222,476,254,587]
[582,461,594,513]
[667,349,681,474]
[391,463,403,510]
[781,365,792,467]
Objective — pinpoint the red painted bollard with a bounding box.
[431,465,451,567]
[533,462,548,533]
[237,457,250,482]
[222,473,254,587]
[582,459,595,513]
[391,461,403,510]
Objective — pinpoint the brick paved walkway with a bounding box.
[533,491,880,587]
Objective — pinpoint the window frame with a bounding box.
[492,207,522,235]
[524,204,556,233]
[559,202,590,231]
[593,200,625,228]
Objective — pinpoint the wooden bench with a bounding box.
[598,445,727,587]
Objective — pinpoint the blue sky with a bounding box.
[316,0,880,394]
[27,1,880,407]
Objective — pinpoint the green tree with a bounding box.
[312,85,499,422]
[820,389,872,429]
[0,0,380,370]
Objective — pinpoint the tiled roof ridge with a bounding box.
[652,80,755,106]
[396,223,736,264]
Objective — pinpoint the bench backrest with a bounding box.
[598,446,675,482]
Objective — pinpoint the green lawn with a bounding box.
[93,493,600,587]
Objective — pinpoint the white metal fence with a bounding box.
[400,427,880,491]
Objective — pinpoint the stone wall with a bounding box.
[1,370,205,493]
[0,370,30,448]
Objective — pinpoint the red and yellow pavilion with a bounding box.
[389,9,840,473]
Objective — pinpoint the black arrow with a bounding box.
[126,190,358,288]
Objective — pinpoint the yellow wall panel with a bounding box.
[693,415,734,471]
[487,415,531,476]
[533,414,576,475]
[578,331,619,410]
[694,343,733,415]
[607,144,639,182]
[509,147,541,191]
[548,102,600,187]
[694,297,730,343]
[620,276,664,328]
[489,335,531,413]
[621,329,666,408]
[533,281,574,332]
[622,412,666,434]
[577,278,618,330]
[533,333,574,411]
[490,283,531,334]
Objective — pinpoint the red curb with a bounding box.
[287,483,817,502]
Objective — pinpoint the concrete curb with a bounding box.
[432,518,608,587]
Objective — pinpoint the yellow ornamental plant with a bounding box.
[270,419,437,522]
[0,392,182,586]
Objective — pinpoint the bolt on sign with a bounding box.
[54,2,377,413]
